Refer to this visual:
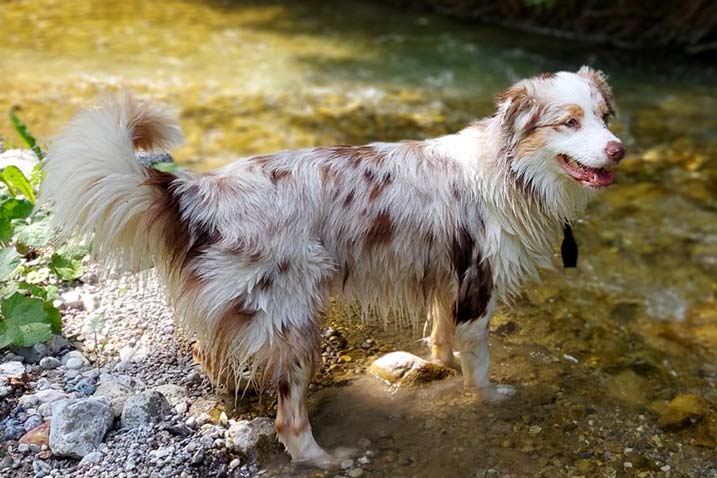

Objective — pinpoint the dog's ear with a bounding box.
[495,84,540,157]
[577,66,615,115]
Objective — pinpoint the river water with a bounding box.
[1,1,716,476]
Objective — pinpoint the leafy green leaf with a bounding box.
[152,162,179,173]
[1,166,35,204]
[44,301,62,334]
[9,111,43,160]
[0,197,33,221]
[9,321,52,347]
[1,292,45,325]
[14,217,52,248]
[49,253,84,281]
[0,247,21,280]
[0,218,13,243]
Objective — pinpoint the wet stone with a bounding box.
[369,351,453,386]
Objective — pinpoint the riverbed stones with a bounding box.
[651,394,709,430]
[369,351,453,385]
[49,398,114,458]
[121,390,170,429]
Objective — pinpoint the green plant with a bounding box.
[0,113,89,349]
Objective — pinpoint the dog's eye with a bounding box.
[565,118,579,128]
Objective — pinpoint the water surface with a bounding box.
[1,1,716,476]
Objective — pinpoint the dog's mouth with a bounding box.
[557,154,614,189]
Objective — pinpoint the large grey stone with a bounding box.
[94,374,144,417]
[226,417,280,463]
[0,361,25,382]
[121,390,170,429]
[15,343,48,364]
[153,384,188,407]
[49,398,113,458]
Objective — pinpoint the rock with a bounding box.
[47,335,70,355]
[49,398,113,458]
[0,361,26,382]
[119,345,135,363]
[121,390,170,428]
[60,290,84,309]
[15,343,49,364]
[340,458,354,469]
[94,374,144,417]
[0,149,38,177]
[651,394,710,430]
[369,351,453,385]
[32,459,51,478]
[39,357,61,370]
[74,378,96,396]
[1,417,25,440]
[23,414,43,431]
[78,451,103,467]
[604,370,650,407]
[226,417,281,463]
[19,421,51,448]
[66,357,85,370]
[153,384,188,407]
[37,388,70,404]
[348,469,364,478]
[61,351,88,366]
[38,399,69,419]
[19,394,40,408]
[0,386,10,398]
[188,398,223,424]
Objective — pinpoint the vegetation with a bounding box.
[388,0,717,55]
[0,113,88,349]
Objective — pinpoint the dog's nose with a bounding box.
[605,141,625,162]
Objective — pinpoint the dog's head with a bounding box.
[496,67,624,200]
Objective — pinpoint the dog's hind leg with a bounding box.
[453,296,516,402]
[429,294,461,370]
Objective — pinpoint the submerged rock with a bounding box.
[604,370,650,407]
[369,351,453,386]
[651,394,709,430]
[49,398,114,458]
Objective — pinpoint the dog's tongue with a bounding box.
[584,168,614,187]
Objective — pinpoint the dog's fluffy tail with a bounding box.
[41,91,187,274]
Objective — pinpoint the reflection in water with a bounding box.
[1,1,715,476]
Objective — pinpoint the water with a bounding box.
[2,1,716,476]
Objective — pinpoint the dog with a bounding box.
[41,66,624,467]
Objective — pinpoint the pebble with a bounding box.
[340,459,354,469]
[66,357,85,370]
[16,343,49,364]
[79,451,103,467]
[229,458,241,470]
[347,469,364,478]
[74,378,96,396]
[18,443,31,453]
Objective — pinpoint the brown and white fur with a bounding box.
[41,67,625,467]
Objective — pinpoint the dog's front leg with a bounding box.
[453,296,516,402]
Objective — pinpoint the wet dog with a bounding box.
[41,66,624,467]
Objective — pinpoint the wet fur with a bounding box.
[41,67,621,465]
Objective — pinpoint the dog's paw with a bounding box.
[293,446,357,470]
[468,383,517,403]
